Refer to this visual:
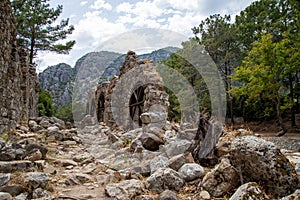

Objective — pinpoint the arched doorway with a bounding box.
[129,86,145,128]
[97,94,105,122]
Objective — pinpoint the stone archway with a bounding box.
[97,93,105,122]
[129,86,145,128]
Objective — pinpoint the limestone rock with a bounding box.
[146,168,185,193]
[194,190,211,200]
[105,179,144,200]
[0,192,12,200]
[159,190,180,200]
[32,188,52,199]
[229,136,299,197]
[168,153,194,171]
[201,159,239,197]
[280,190,300,200]
[24,172,49,189]
[178,163,205,181]
[0,173,10,186]
[25,143,47,159]
[150,155,169,174]
[165,139,192,157]
[135,195,156,200]
[0,184,25,196]
[229,182,268,200]
[140,133,164,151]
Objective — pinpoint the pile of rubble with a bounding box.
[0,117,299,199]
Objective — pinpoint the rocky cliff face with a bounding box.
[0,0,38,134]
[38,63,75,106]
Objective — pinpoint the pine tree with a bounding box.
[11,0,75,64]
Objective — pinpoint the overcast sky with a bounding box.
[36,0,256,72]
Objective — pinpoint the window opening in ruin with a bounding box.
[129,86,145,127]
[97,94,105,122]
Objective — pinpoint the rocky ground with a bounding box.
[0,116,299,200]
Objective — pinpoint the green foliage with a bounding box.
[38,90,53,117]
[54,103,73,122]
[161,40,211,122]
[11,0,75,64]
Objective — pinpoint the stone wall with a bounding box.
[0,0,38,134]
[86,51,169,131]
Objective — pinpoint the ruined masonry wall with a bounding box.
[0,0,38,134]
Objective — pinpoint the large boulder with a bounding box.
[229,182,268,200]
[201,159,239,197]
[229,136,299,197]
[23,172,49,189]
[105,179,144,200]
[150,156,169,174]
[146,168,185,193]
[165,139,192,157]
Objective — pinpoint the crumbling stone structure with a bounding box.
[86,51,169,131]
[0,0,38,134]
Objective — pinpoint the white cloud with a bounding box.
[91,0,112,10]
[80,1,88,6]
[116,2,132,13]
[154,0,199,11]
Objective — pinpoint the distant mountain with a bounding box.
[38,63,75,106]
[38,47,179,107]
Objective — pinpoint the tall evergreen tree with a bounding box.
[11,0,75,64]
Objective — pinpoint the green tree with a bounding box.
[192,14,239,124]
[230,34,298,132]
[38,90,53,117]
[11,0,75,64]
[54,103,73,122]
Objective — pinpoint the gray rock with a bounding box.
[0,160,34,173]
[40,119,51,128]
[165,139,192,157]
[0,192,12,200]
[150,156,169,174]
[201,159,239,197]
[32,188,52,199]
[177,129,197,140]
[0,149,15,161]
[280,189,300,200]
[0,184,25,196]
[31,125,43,132]
[51,117,65,129]
[25,144,48,159]
[230,136,299,197]
[14,193,28,200]
[0,173,10,186]
[159,190,180,200]
[140,112,165,124]
[295,163,300,176]
[105,179,144,200]
[146,168,185,193]
[194,190,211,200]
[178,163,205,181]
[140,133,164,151]
[229,182,268,200]
[0,139,6,150]
[46,126,63,141]
[24,172,49,189]
[25,149,42,162]
[28,120,38,129]
[135,195,156,200]
[168,153,193,171]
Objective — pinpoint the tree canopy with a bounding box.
[11,0,75,64]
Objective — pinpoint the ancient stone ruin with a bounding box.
[0,0,39,134]
[86,51,169,131]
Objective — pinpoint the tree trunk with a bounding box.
[276,92,287,136]
[289,74,296,127]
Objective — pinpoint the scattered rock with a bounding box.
[201,159,239,197]
[32,188,52,199]
[0,192,12,200]
[165,139,192,157]
[0,184,25,196]
[280,189,300,200]
[159,190,180,200]
[140,133,164,151]
[229,182,268,200]
[25,149,42,162]
[24,172,49,189]
[194,190,211,200]
[146,168,185,193]
[0,161,34,173]
[0,173,10,186]
[105,179,144,200]
[230,136,299,197]
[25,143,48,159]
[150,155,169,174]
[135,194,157,200]
[168,153,194,171]
[178,163,205,181]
